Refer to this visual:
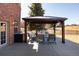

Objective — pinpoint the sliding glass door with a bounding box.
[0,22,7,45]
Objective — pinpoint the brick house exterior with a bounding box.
[0,3,21,45]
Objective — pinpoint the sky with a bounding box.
[21,3,79,25]
[0,0,79,25]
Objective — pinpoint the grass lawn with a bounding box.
[56,34,79,44]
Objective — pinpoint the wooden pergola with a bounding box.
[22,16,67,43]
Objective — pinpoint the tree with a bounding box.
[29,3,44,16]
[28,3,45,31]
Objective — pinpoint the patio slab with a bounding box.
[0,38,79,56]
[0,43,58,56]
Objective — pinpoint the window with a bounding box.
[0,22,7,45]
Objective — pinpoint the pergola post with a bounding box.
[53,24,56,42]
[24,21,27,43]
[61,21,65,43]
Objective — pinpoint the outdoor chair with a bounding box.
[48,34,55,43]
[36,34,44,43]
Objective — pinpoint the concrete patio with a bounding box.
[0,37,79,56]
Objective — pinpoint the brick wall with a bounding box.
[0,3,21,45]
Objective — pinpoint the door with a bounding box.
[0,22,7,46]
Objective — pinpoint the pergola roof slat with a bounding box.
[22,16,67,23]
